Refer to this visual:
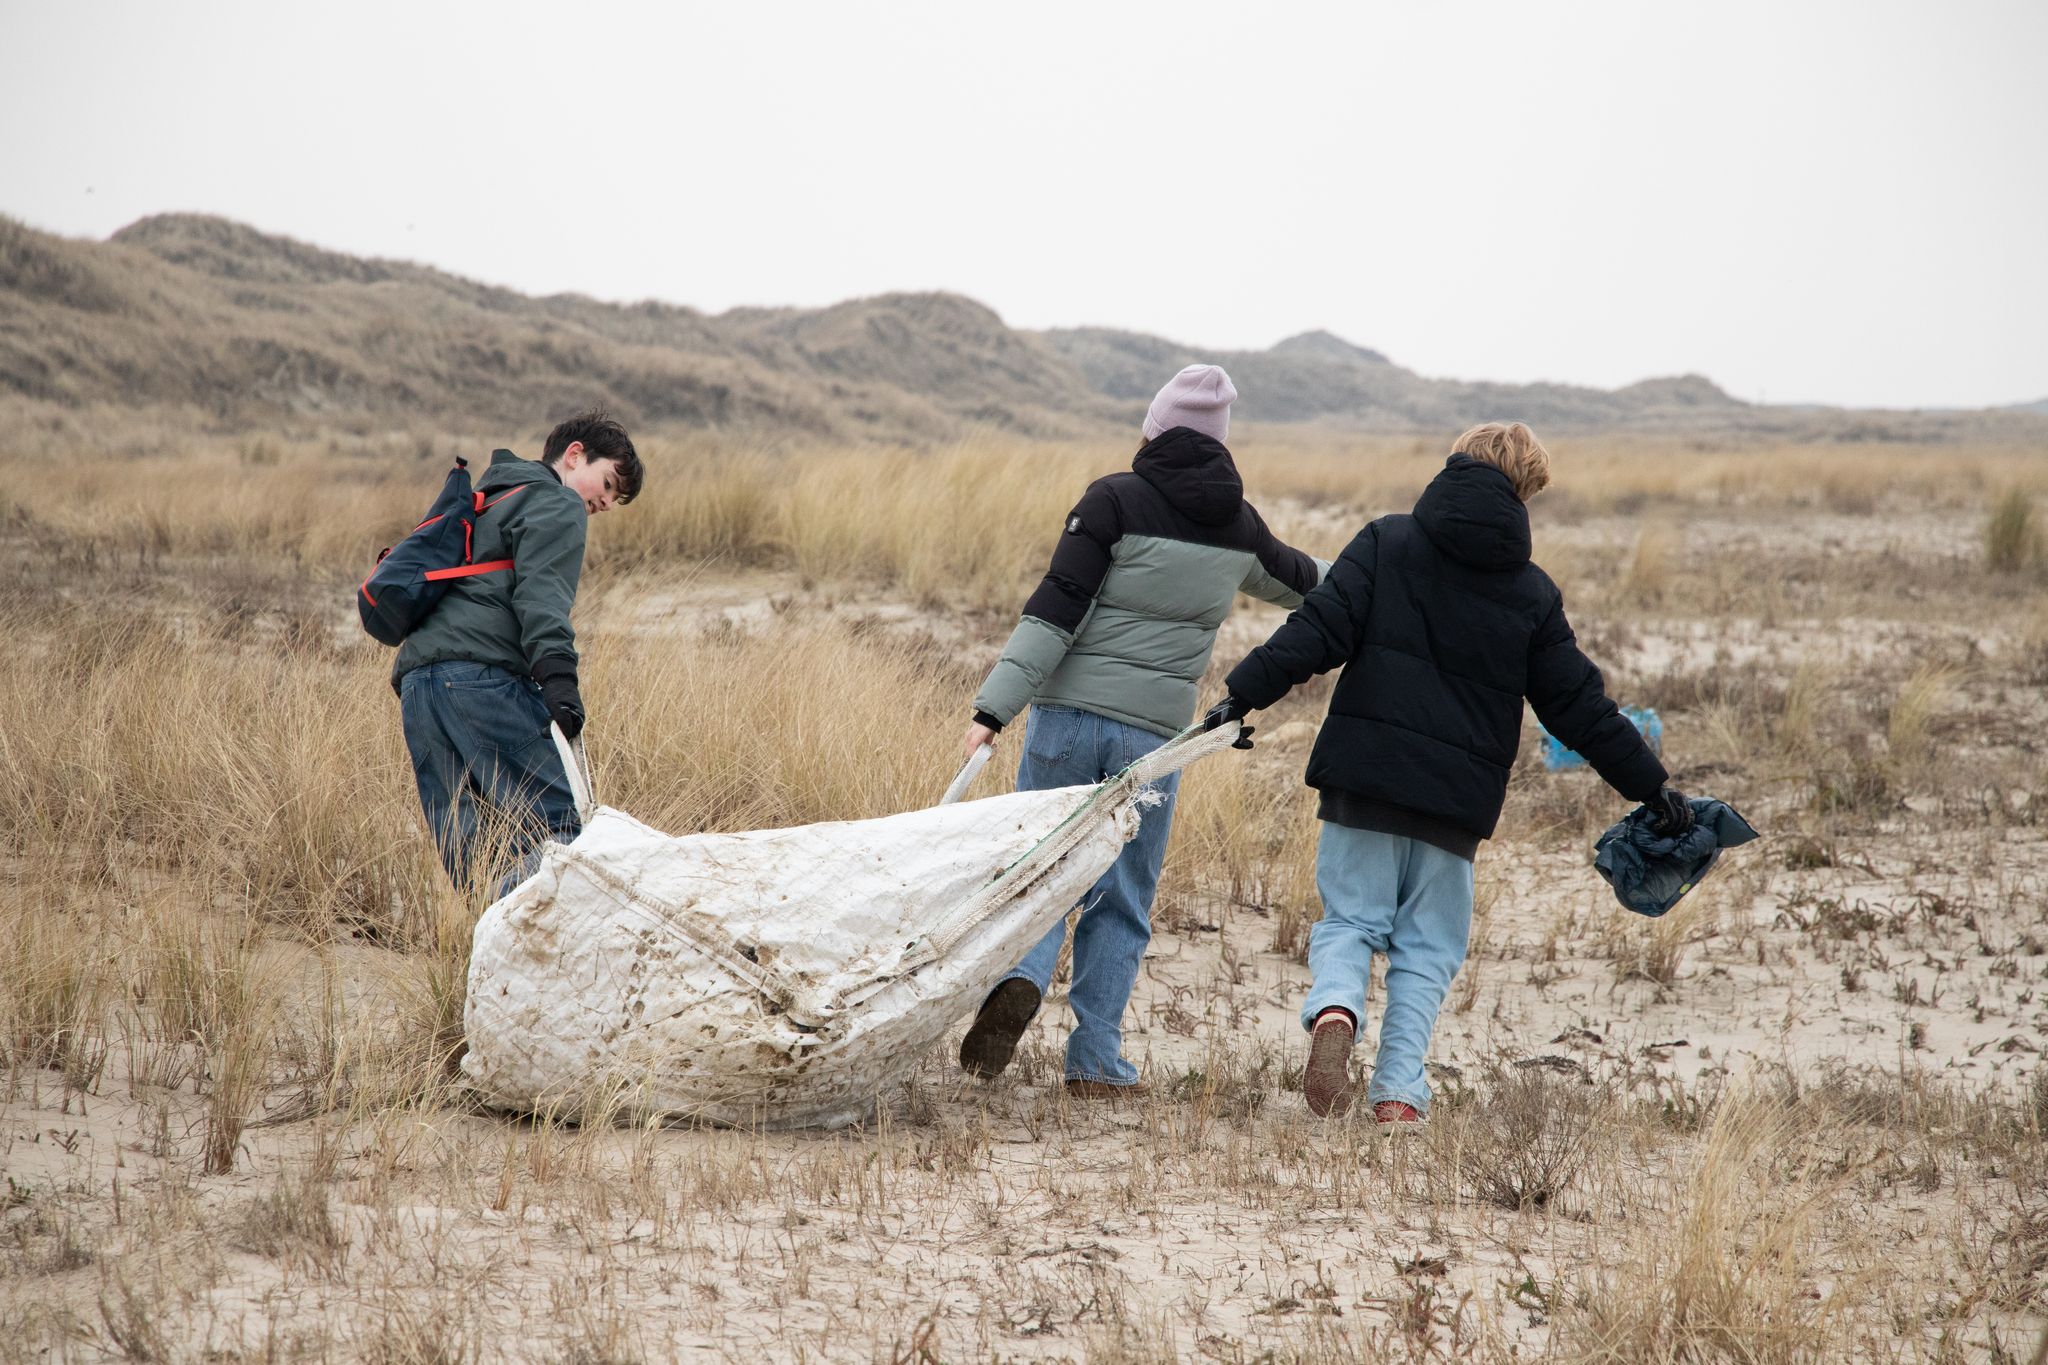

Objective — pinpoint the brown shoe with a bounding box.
[1304,1010,1356,1117]
[959,978,1041,1080]
[1063,1078,1149,1101]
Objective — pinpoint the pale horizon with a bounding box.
[6,0,2044,411]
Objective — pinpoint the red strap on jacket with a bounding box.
[445,483,531,578]
[423,558,515,583]
[471,484,532,515]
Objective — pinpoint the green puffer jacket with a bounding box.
[392,450,587,687]
[973,428,1328,738]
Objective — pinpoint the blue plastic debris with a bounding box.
[1540,706,1662,772]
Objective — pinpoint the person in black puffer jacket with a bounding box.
[1209,422,1690,1123]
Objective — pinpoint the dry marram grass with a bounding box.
[1,425,2043,1362]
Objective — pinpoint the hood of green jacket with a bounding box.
[478,447,565,495]
[1132,428,1245,527]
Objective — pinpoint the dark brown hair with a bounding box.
[542,410,642,503]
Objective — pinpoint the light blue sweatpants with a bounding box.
[1298,822,1475,1114]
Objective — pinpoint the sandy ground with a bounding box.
[9,816,2043,1360]
[6,504,2046,1362]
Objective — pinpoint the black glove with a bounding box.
[533,658,585,741]
[1645,787,1694,838]
[1201,696,1256,750]
[1201,695,1248,731]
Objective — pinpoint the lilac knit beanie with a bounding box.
[1142,364,1237,444]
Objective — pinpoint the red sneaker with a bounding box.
[1372,1100,1424,1127]
[1303,1010,1356,1117]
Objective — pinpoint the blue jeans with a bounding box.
[1001,705,1181,1085]
[399,661,580,898]
[1299,823,1474,1114]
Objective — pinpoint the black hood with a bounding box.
[1131,427,1244,526]
[1413,455,1531,570]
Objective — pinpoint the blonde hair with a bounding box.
[1453,422,1552,501]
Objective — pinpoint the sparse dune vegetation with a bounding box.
[1987,486,2040,573]
[2,407,2044,1362]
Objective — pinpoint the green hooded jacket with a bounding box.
[973,429,1328,738]
[392,450,587,687]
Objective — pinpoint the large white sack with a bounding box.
[461,726,1240,1129]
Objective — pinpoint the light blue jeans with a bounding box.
[1001,705,1181,1086]
[1299,823,1475,1114]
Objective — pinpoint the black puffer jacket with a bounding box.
[1225,455,1666,857]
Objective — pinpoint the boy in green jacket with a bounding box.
[394,411,642,895]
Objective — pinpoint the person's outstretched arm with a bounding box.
[1222,522,1378,714]
[965,481,1120,755]
[1236,503,1330,609]
[1525,591,1667,803]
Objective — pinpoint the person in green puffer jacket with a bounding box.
[955,364,1329,1098]
[393,411,643,896]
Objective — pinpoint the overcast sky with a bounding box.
[5,1,2045,408]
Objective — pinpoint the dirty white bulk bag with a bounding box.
[461,723,1244,1129]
